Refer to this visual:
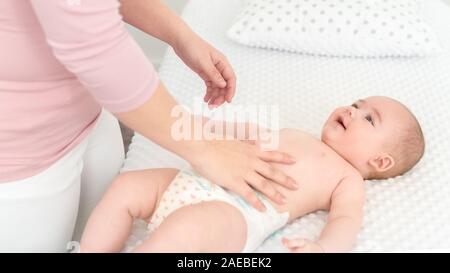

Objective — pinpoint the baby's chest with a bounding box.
[289,152,349,191]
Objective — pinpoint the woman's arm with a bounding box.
[119,0,189,48]
[119,0,236,108]
[30,0,158,113]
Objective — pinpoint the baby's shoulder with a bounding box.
[334,173,365,198]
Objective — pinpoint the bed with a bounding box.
[121,0,450,252]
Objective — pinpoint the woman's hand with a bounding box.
[188,139,299,212]
[120,0,235,108]
[173,33,236,109]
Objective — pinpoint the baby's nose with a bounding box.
[346,107,355,118]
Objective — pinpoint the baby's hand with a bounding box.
[282,237,324,253]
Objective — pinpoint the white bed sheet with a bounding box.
[121,0,450,252]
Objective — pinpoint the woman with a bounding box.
[0,0,297,252]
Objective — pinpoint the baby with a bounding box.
[80,96,424,253]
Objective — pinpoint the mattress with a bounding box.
[121,0,450,252]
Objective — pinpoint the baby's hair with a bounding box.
[371,104,425,180]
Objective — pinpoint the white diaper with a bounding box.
[147,169,289,252]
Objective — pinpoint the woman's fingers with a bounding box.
[202,53,235,107]
[190,140,297,214]
[207,88,220,108]
[213,54,236,103]
[259,150,296,164]
[246,172,287,205]
[211,89,229,107]
[234,183,266,212]
[211,94,226,108]
[204,86,213,103]
[256,161,299,190]
[202,58,227,89]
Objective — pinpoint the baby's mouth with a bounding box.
[336,116,346,130]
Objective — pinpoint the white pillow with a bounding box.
[227,0,442,57]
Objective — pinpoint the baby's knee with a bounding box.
[104,172,140,205]
[106,171,161,220]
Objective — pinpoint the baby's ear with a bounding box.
[368,153,395,173]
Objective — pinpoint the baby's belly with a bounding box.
[266,164,346,221]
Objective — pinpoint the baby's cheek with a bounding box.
[351,130,382,156]
[322,128,341,144]
[344,129,367,148]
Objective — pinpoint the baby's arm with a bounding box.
[283,175,365,253]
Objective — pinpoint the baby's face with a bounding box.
[321,96,410,172]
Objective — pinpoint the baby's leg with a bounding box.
[80,168,178,252]
[133,201,247,252]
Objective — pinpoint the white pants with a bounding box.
[0,109,124,252]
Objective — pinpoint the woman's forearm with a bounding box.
[114,81,205,163]
[119,0,193,48]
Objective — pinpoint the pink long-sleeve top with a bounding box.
[0,0,159,182]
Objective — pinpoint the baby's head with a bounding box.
[321,96,425,180]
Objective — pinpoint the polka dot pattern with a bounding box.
[227,0,441,57]
[146,170,217,234]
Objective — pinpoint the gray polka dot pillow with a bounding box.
[227,0,442,57]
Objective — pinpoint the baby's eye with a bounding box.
[365,115,374,126]
[351,103,359,109]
